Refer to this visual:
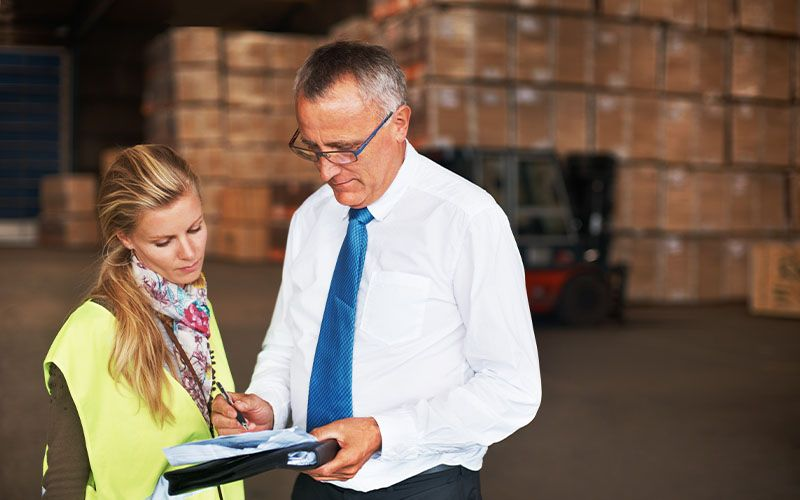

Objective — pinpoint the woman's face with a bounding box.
[118,191,207,286]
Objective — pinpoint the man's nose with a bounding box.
[317,157,342,182]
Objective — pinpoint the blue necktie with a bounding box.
[306,207,374,431]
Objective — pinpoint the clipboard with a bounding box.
[164,439,340,495]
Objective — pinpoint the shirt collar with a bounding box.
[337,141,419,222]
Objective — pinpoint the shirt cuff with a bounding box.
[246,383,290,430]
[372,408,419,461]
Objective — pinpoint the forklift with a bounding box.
[421,148,626,325]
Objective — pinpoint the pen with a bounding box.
[215,381,249,431]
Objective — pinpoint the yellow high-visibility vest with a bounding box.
[44,300,245,499]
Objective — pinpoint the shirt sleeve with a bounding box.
[43,363,91,499]
[246,211,304,429]
[372,204,542,460]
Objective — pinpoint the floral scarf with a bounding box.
[131,255,213,424]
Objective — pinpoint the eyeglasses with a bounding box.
[288,111,394,165]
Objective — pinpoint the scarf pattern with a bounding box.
[131,255,213,424]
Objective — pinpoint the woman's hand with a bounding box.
[211,392,274,435]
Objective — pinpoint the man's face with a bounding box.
[295,77,409,208]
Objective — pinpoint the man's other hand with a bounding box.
[305,417,382,482]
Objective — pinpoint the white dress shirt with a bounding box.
[248,141,541,492]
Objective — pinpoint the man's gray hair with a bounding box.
[294,41,407,115]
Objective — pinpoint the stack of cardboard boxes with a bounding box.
[143,27,322,262]
[39,174,99,248]
[366,0,800,303]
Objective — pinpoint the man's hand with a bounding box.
[305,417,382,482]
[211,392,274,435]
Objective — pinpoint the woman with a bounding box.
[42,145,244,499]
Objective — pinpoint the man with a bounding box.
[212,41,541,499]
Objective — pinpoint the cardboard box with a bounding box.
[515,87,551,148]
[174,66,220,103]
[220,185,272,222]
[732,104,791,166]
[595,22,659,89]
[601,0,636,16]
[721,239,748,299]
[40,174,98,216]
[263,114,297,144]
[661,236,698,302]
[665,31,726,94]
[662,169,694,231]
[555,16,592,85]
[594,22,628,88]
[474,86,509,147]
[174,106,223,143]
[729,172,758,231]
[267,75,296,112]
[179,145,226,179]
[146,28,220,68]
[610,236,660,301]
[757,173,788,230]
[225,74,270,109]
[39,215,99,248]
[224,32,272,71]
[474,11,510,80]
[224,31,319,72]
[199,179,226,219]
[553,90,588,152]
[515,14,552,81]
[613,164,660,230]
[595,94,627,157]
[427,8,472,79]
[629,96,661,159]
[697,238,723,300]
[229,148,271,182]
[215,224,271,261]
[738,0,798,35]
[732,35,792,100]
[695,104,725,163]
[595,94,662,159]
[700,0,734,30]
[750,242,800,318]
[227,109,269,145]
[408,83,470,147]
[662,100,694,163]
[695,171,729,230]
[264,150,321,184]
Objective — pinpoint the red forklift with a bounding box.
[421,148,626,325]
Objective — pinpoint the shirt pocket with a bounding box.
[360,271,431,345]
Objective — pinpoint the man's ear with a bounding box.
[391,104,411,143]
[116,231,134,251]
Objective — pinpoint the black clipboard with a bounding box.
[164,439,340,495]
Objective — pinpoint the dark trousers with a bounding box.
[291,466,482,500]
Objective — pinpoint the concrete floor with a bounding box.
[2,247,799,499]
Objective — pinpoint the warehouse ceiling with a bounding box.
[3,0,368,44]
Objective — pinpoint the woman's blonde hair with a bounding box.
[92,144,201,425]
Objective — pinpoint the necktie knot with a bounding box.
[349,207,374,225]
